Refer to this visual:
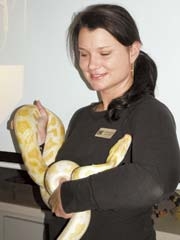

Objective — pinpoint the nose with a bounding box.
[88,55,100,71]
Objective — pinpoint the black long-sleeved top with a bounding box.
[55,95,180,240]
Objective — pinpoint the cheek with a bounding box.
[79,60,88,72]
[113,55,131,72]
[79,62,90,79]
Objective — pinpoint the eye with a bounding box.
[79,51,88,58]
[80,53,87,57]
[100,52,111,56]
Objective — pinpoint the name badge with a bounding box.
[95,128,117,139]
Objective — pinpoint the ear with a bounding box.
[129,41,141,63]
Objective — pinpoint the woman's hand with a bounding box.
[34,100,48,145]
[49,178,73,219]
[10,100,48,145]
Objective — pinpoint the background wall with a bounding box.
[0,0,180,152]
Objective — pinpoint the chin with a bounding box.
[90,84,105,92]
[88,81,104,90]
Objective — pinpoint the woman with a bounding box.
[36,4,180,240]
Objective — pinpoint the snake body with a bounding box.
[13,104,132,240]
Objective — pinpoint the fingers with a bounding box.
[34,99,43,109]
[34,100,47,115]
[33,100,48,145]
[34,100,48,122]
[34,99,42,108]
[51,202,73,219]
[49,180,73,219]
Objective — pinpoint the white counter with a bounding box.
[0,202,179,240]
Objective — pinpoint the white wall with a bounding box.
[0,0,180,152]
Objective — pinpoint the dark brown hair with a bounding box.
[67,4,157,120]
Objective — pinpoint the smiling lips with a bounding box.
[90,73,107,80]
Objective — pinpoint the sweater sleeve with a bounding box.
[61,100,180,213]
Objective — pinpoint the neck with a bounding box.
[98,75,133,111]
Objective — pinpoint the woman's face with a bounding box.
[78,27,140,97]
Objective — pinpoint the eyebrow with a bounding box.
[78,46,113,51]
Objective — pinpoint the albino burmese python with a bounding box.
[13,104,132,240]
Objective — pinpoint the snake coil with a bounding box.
[13,104,132,240]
